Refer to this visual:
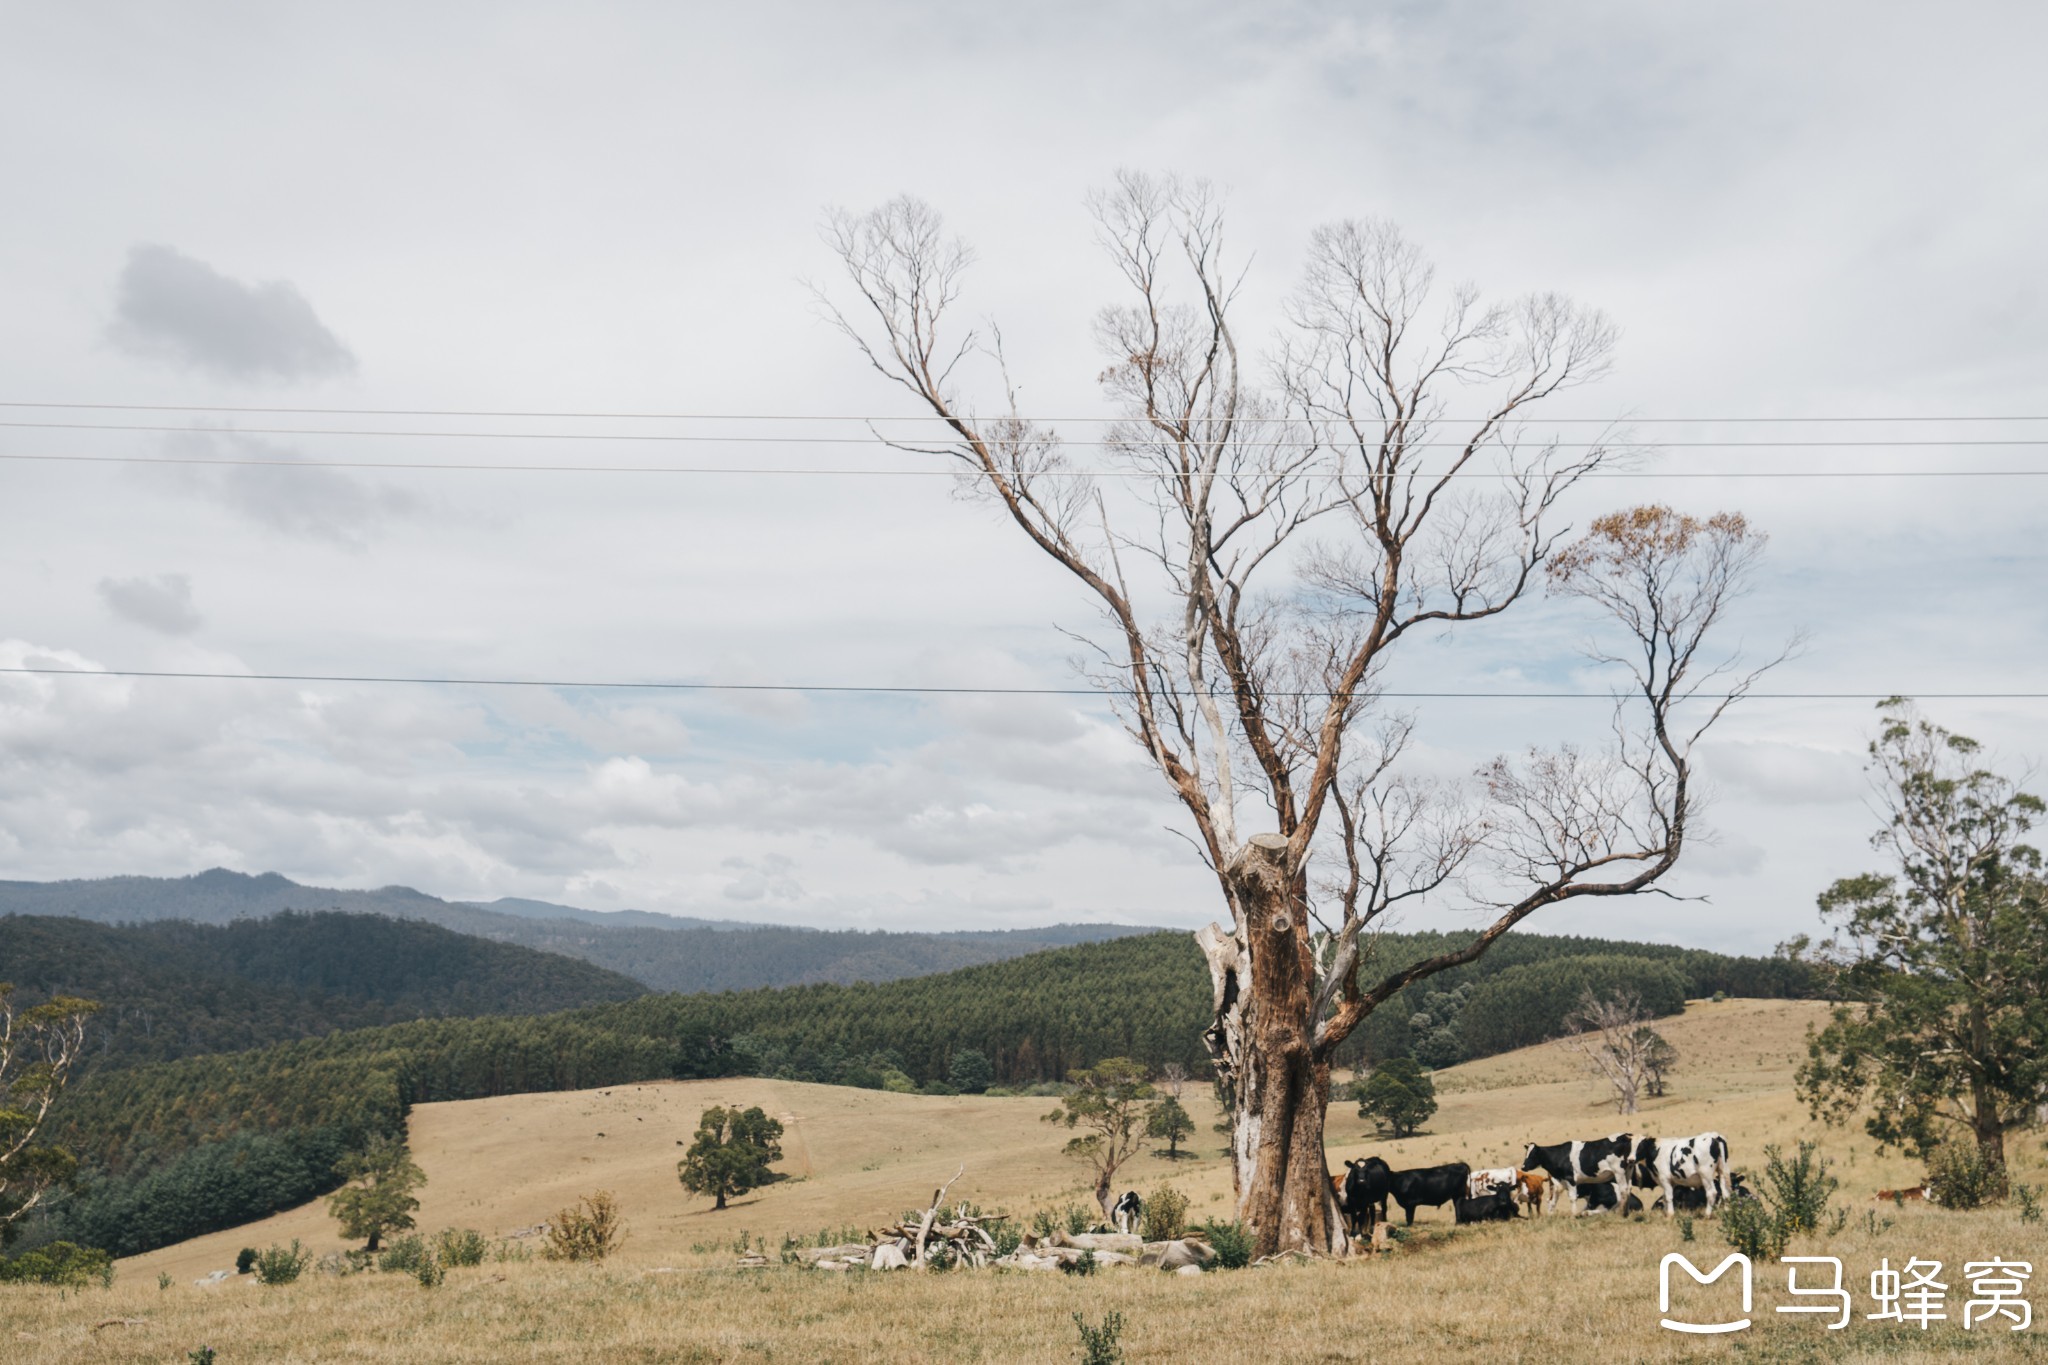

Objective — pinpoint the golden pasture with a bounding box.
[6,996,2046,1361]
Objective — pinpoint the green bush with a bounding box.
[1073,1310,1126,1365]
[235,1247,258,1275]
[1759,1142,1839,1235]
[252,1240,311,1286]
[413,1252,444,1288]
[377,1234,430,1274]
[1060,1249,1099,1277]
[544,1190,625,1262]
[1926,1142,2006,1210]
[1140,1185,1190,1241]
[2014,1183,2042,1225]
[433,1227,488,1268]
[0,1241,114,1287]
[1719,1196,1788,1261]
[1063,1205,1095,1236]
[1198,1219,1254,1270]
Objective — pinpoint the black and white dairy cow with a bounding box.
[1111,1190,1143,1234]
[1631,1133,1733,1216]
[1521,1134,1639,1216]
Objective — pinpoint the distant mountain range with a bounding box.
[0,868,1164,994]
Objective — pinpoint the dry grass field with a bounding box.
[7,997,2047,1361]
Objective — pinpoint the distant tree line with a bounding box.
[28,927,1814,1259]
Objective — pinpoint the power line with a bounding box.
[5,400,2048,424]
[3,665,2041,701]
[10,418,2048,449]
[7,450,2048,479]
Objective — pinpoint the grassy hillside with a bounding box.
[0,868,1162,992]
[27,926,1812,1261]
[0,912,648,1069]
[6,998,2033,1362]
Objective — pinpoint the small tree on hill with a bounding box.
[326,1133,426,1252]
[677,1105,784,1210]
[1146,1096,1195,1158]
[1639,1027,1679,1098]
[1044,1058,1155,1218]
[1354,1057,1437,1138]
[0,984,98,1242]
[1559,990,1656,1115]
[948,1048,995,1094]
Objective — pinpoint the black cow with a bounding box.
[1111,1190,1143,1235]
[1341,1157,1392,1237]
[1579,1181,1645,1215]
[1521,1136,1637,1216]
[1453,1179,1520,1224]
[1663,1172,1752,1211]
[1387,1162,1471,1226]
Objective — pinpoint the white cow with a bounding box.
[1634,1133,1733,1216]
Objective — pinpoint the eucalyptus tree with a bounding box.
[823,174,1771,1254]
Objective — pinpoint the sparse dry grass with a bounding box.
[6,998,2042,1361]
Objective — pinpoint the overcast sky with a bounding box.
[3,2,2045,952]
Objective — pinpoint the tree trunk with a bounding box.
[1200,834,1349,1257]
[714,1190,727,1211]
[367,1231,381,1253]
[1970,1074,2007,1169]
[1094,1171,1113,1222]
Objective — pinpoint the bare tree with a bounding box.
[823,176,1773,1254]
[1,983,99,1233]
[1157,1061,1189,1102]
[1558,990,1658,1115]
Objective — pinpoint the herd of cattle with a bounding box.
[1334,1130,1748,1235]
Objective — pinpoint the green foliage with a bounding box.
[1925,1141,2006,1210]
[1719,1195,1788,1261]
[0,982,99,1242]
[1354,1057,1437,1138]
[1139,1185,1189,1241]
[1677,1214,1694,1242]
[434,1227,488,1267]
[1406,982,1474,1068]
[253,1239,310,1285]
[1044,1059,1154,1207]
[1063,1205,1095,1236]
[0,1240,112,1286]
[1758,1142,1839,1235]
[158,1271,173,1290]
[1073,1310,1126,1365]
[678,1106,784,1209]
[377,1234,430,1274]
[0,911,645,1071]
[1638,1028,1678,1097]
[1060,1249,1099,1277]
[1455,956,1689,1058]
[327,1133,426,1250]
[544,1190,624,1262]
[1796,702,2048,1161]
[188,1349,217,1365]
[2014,1183,2042,1224]
[1145,1096,1194,1157]
[1198,1219,1253,1270]
[235,1247,257,1275]
[948,1048,995,1094]
[414,1251,444,1288]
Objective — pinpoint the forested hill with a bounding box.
[0,869,1159,992]
[0,911,647,1068]
[36,925,1816,1259]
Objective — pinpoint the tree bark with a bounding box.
[1202,834,1350,1257]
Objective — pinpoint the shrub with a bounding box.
[1063,1205,1095,1236]
[545,1190,625,1262]
[433,1227,488,1268]
[1198,1219,1253,1270]
[0,1241,114,1287]
[188,1350,218,1365]
[1060,1249,1099,1277]
[1719,1195,1788,1261]
[1925,1142,2006,1210]
[414,1252,444,1288]
[158,1271,174,1291]
[1677,1214,1694,1242]
[253,1240,311,1286]
[1073,1310,1126,1365]
[235,1247,258,1275]
[377,1234,430,1274]
[1140,1185,1190,1241]
[2015,1183,2042,1225]
[1759,1141,1839,1235]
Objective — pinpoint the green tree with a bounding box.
[325,1133,425,1252]
[1044,1057,1155,1218]
[1638,1027,1678,1098]
[1796,701,2048,1167]
[0,984,99,1242]
[1145,1095,1195,1158]
[948,1048,995,1094]
[1354,1057,1437,1139]
[677,1105,784,1210]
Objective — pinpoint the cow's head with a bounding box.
[1519,1143,1541,1171]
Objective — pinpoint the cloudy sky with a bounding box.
[3,2,2045,952]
